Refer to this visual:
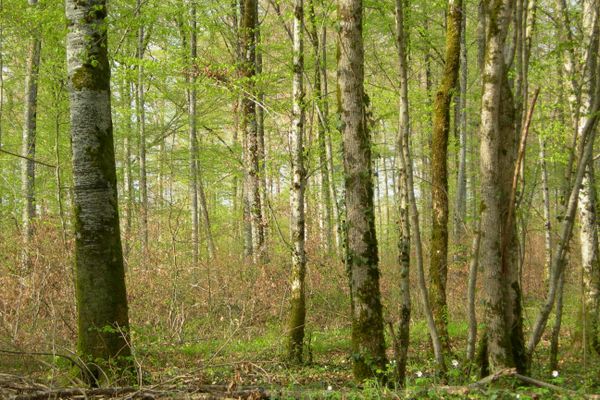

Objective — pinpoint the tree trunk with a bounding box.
[454,5,468,241]
[189,1,200,265]
[255,15,269,253]
[123,81,134,259]
[287,0,307,363]
[479,0,515,372]
[539,137,552,283]
[429,0,463,354]
[308,0,333,254]
[338,0,386,380]
[466,220,482,362]
[65,0,132,381]
[136,0,149,254]
[21,0,41,267]
[576,0,600,354]
[241,0,265,263]
[395,0,446,374]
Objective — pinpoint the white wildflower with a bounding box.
[451,359,459,368]
[552,370,559,378]
[327,385,333,391]
[416,371,423,378]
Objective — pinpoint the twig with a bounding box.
[0,148,56,168]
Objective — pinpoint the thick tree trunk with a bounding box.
[576,0,600,354]
[395,0,446,374]
[287,0,307,363]
[21,0,41,266]
[429,0,462,354]
[65,0,132,381]
[338,0,386,380]
[479,0,514,372]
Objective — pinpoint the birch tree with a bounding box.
[65,0,132,380]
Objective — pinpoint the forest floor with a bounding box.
[1,229,600,398]
[2,320,600,399]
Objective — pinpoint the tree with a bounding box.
[338,0,386,380]
[21,0,42,266]
[479,0,515,372]
[65,0,132,380]
[287,0,307,363]
[240,0,265,263]
[429,0,463,353]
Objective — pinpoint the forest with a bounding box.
[0,0,599,397]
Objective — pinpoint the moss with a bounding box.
[71,63,109,91]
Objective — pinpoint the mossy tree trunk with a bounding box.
[429,0,463,354]
[287,0,307,363]
[338,0,386,381]
[65,0,132,381]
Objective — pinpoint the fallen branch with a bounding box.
[11,385,268,400]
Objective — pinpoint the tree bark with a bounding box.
[136,0,149,254]
[241,0,265,263]
[454,4,468,241]
[66,0,132,381]
[429,0,463,354]
[308,0,333,254]
[287,0,307,363]
[479,0,515,372]
[338,0,386,380]
[21,0,42,267]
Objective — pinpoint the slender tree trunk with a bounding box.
[466,220,482,362]
[123,81,134,259]
[454,6,468,241]
[308,0,333,254]
[527,93,600,355]
[549,268,565,369]
[241,0,265,263]
[189,1,200,265]
[395,0,446,374]
[136,0,149,253]
[21,0,41,267]
[338,0,387,380]
[287,0,307,363]
[479,0,515,372]
[255,14,269,253]
[539,137,552,283]
[429,0,463,354]
[394,2,411,386]
[65,0,132,381]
